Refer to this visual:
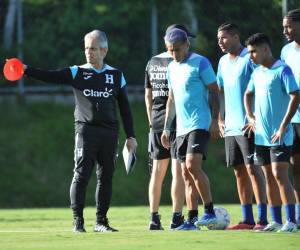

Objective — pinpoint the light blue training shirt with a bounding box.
[167,52,216,137]
[217,47,254,136]
[281,41,300,123]
[247,60,298,146]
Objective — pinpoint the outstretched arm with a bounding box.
[24,65,73,84]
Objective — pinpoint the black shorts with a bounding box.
[254,144,292,166]
[176,129,210,163]
[225,135,254,167]
[292,123,300,155]
[149,131,177,160]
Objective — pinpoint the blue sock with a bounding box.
[296,204,300,220]
[241,204,255,224]
[270,206,282,224]
[285,204,296,223]
[257,203,268,223]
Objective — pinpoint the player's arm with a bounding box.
[218,87,225,138]
[24,65,73,84]
[161,89,175,149]
[243,88,255,134]
[208,82,220,139]
[272,91,299,143]
[118,85,137,152]
[145,88,153,129]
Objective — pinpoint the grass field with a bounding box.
[0,205,299,250]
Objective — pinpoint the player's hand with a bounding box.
[271,126,286,144]
[218,119,225,138]
[161,130,170,149]
[210,119,219,139]
[243,115,256,137]
[126,137,137,153]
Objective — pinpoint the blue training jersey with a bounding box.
[167,52,216,137]
[217,47,254,136]
[281,41,300,123]
[247,60,298,146]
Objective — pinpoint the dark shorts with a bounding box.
[254,144,292,166]
[176,129,210,163]
[225,135,254,167]
[292,123,300,155]
[149,131,177,160]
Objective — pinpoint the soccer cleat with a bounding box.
[194,213,217,228]
[149,220,164,230]
[175,220,199,231]
[277,221,297,233]
[73,217,86,233]
[258,221,282,232]
[170,215,184,230]
[94,217,118,232]
[227,221,255,230]
[253,220,268,230]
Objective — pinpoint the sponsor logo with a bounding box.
[247,154,254,159]
[191,144,199,148]
[84,75,92,80]
[83,88,113,98]
[149,72,167,81]
[275,151,284,157]
[149,65,167,72]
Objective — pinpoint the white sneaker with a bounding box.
[277,221,297,233]
[259,221,282,232]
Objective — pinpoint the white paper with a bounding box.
[122,144,136,174]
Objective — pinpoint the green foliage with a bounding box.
[1,0,297,86]
[0,102,238,208]
[0,206,299,250]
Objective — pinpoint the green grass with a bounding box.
[0,205,299,250]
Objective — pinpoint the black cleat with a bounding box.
[170,215,185,229]
[73,217,86,233]
[149,220,164,230]
[94,217,118,232]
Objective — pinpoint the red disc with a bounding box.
[3,58,24,81]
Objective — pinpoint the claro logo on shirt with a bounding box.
[83,88,113,98]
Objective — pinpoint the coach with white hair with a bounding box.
[23,29,137,233]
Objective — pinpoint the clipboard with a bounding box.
[122,144,137,174]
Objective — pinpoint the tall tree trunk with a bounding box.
[3,0,17,50]
[183,0,198,45]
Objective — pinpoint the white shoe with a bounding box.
[277,221,297,233]
[259,221,282,232]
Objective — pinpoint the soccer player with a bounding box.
[216,23,268,230]
[281,8,300,229]
[145,24,198,230]
[23,30,137,232]
[161,28,219,229]
[244,33,299,232]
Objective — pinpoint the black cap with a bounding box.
[165,24,196,38]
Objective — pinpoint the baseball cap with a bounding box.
[165,24,196,38]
